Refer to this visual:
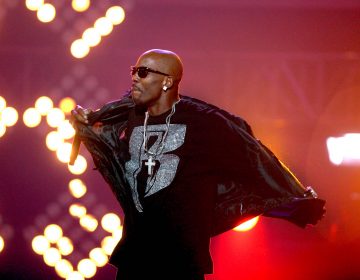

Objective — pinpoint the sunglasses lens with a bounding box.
[137,68,148,78]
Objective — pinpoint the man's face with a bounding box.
[131,55,167,107]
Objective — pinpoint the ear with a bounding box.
[162,76,174,89]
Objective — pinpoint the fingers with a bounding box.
[70,105,92,124]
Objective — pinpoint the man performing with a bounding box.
[71,49,325,280]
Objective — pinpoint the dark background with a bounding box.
[1,0,360,279]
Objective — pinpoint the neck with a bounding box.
[147,94,180,116]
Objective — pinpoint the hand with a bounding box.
[70,105,93,125]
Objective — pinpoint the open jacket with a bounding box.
[71,94,325,237]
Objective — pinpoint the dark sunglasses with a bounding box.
[130,66,170,78]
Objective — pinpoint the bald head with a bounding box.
[138,49,183,84]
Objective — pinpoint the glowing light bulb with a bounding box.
[57,120,75,140]
[66,271,85,280]
[80,214,98,232]
[46,108,65,128]
[71,39,90,59]
[106,6,125,25]
[82,28,101,47]
[78,259,97,278]
[101,236,117,255]
[26,0,44,11]
[46,131,64,151]
[55,259,73,278]
[69,179,87,198]
[23,108,42,128]
[43,247,61,267]
[44,224,63,243]
[69,203,87,218]
[1,107,18,127]
[0,124,6,138]
[57,236,74,256]
[32,235,50,255]
[101,213,121,233]
[94,17,113,36]
[0,96,6,111]
[37,3,56,23]
[72,0,90,12]
[35,96,53,115]
[59,97,76,114]
[89,248,108,267]
[0,236,5,253]
[56,142,73,163]
[68,155,87,175]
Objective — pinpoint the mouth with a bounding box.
[131,85,141,94]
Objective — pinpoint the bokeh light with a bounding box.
[66,271,85,280]
[0,96,6,111]
[71,39,90,59]
[55,259,73,279]
[112,226,123,242]
[32,235,50,255]
[233,216,260,232]
[46,131,64,151]
[68,155,87,175]
[106,6,125,25]
[69,203,87,218]
[56,142,73,163]
[94,17,113,36]
[0,236,4,253]
[59,97,76,114]
[57,120,76,140]
[101,213,121,233]
[101,236,117,255]
[35,96,53,116]
[82,28,101,47]
[43,247,61,267]
[78,258,97,278]
[79,214,98,232]
[89,248,108,267]
[44,224,63,243]
[72,0,90,12]
[25,0,44,11]
[68,179,87,198]
[37,3,56,23]
[47,108,65,128]
[23,108,42,128]
[1,107,18,127]
[57,236,74,256]
[0,125,6,138]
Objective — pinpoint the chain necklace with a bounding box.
[142,99,181,176]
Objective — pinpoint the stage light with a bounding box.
[66,271,84,280]
[57,120,75,140]
[59,97,76,114]
[69,179,87,198]
[82,28,101,47]
[32,235,51,255]
[1,107,18,127]
[37,3,56,23]
[69,204,87,218]
[233,216,259,232]
[0,96,6,111]
[56,142,72,163]
[327,133,360,166]
[23,108,42,128]
[35,96,54,116]
[78,258,97,278]
[46,131,64,151]
[0,235,4,253]
[79,214,98,232]
[43,247,62,267]
[47,108,65,128]
[94,17,113,36]
[25,0,44,11]
[72,0,90,12]
[68,155,87,175]
[44,224,63,243]
[101,213,121,233]
[89,248,108,267]
[55,259,74,278]
[57,236,74,256]
[106,6,125,25]
[101,236,117,255]
[0,125,6,138]
[71,39,90,59]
